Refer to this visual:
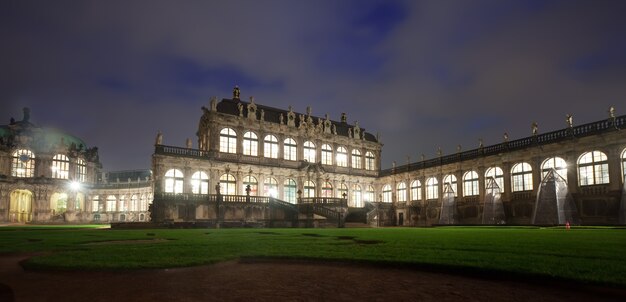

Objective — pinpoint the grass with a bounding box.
[1,226,625,287]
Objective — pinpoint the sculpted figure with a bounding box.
[532,122,538,135]
[186,138,192,149]
[155,131,163,145]
[279,113,284,125]
[566,114,573,128]
[237,103,243,117]
[233,85,240,99]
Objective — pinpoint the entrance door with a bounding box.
[398,212,404,226]
[10,190,33,222]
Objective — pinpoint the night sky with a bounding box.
[2,0,626,172]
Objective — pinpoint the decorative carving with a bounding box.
[233,85,240,99]
[353,121,361,139]
[332,124,337,135]
[323,114,331,134]
[279,113,284,125]
[503,132,509,142]
[341,113,347,123]
[287,106,295,127]
[247,97,257,119]
[478,138,484,148]
[260,109,265,121]
[237,103,243,117]
[298,114,306,129]
[566,114,573,128]
[210,96,217,111]
[532,122,538,136]
[186,138,192,149]
[155,131,163,145]
[609,106,615,119]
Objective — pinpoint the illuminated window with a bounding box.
[50,193,68,214]
[130,195,138,211]
[351,150,362,169]
[303,141,316,162]
[263,135,279,158]
[351,184,362,207]
[443,174,458,197]
[622,148,626,183]
[164,169,184,193]
[284,178,297,203]
[397,182,407,202]
[140,194,147,211]
[75,193,84,211]
[410,180,422,201]
[511,163,533,192]
[321,144,333,165]
[243,131,258,156]
[191,171,209,194]
[578,151,609,186]
[426,177,438,200]
[321,181,333,197]
[51,154,70,179]
[463,171,479,196]
[243,176,258,196]
[304,180,316,198]
[219,128,237,153]
[76,158,86,182]
[284,138,297,161]
[338,183,348,199]
[12,149,35,178]
[542,157,567,181]
[365,185,375,202]
[336,147,348,167]
[219,174,237,195]
[263,177,278,198]
[365,151,375,171]
[119,195,127,212]
[485,167,504,193]
[92,195,100,212]
[106,195,116,212]
[382,185,392,202]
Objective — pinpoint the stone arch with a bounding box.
[9,189,33,222]
[50,192,69,215]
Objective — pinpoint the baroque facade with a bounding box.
[0,108,152,224]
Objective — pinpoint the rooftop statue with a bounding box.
[233,85,240,99]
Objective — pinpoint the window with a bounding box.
[284,179,297,203]
[219,174,237,195]
[442,174,458,197]
[119,195,127,212]
[304,180,316,198]
[164,169,184,193]
[542,157,567,181]
[263,135,279,158]
[578,151,609,186]
[219,128,237,153]
[511,163,533,192]
[243,176,258,195]
[92,195,100,212]
[397,182,407,202]
[485,167,504,192]
[243,132,258,156]
[622,148,626,183]
[410,180,422,201]
[321,144,333,165]
[76,158,86,182]
[263,177,278,198]
[140,194,147,211]
[51,154,70,179]
[12,149,35,178]
[321,181,334,197]
[303,141,316,162]
[106,195,116,212]
[463,171,479,196]
[130,195,138,211]
[191,171,209,194]
[426,177,438,200]
[284,138,297,161]
[352,150,362,169]
[336,147,348,167]
[365,151,376,171]
[382,185,392,202]
[338,183,348,199]
[365,185,375,202]
[351,184,362,207]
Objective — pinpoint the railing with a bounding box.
[154,193,271,204]
[299,197,348,207]
[269,198,298,212]
[381,114,625,176]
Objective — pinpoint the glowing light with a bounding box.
[268,188,278,198]
[70,181,81,191]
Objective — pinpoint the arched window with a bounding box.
[284,138,297,161]
[191,171,209,194]
[284,178,297,203]
[338,183,348,199]
[397,182,407,202]
[485,167,504,192]
[92,195,100,212]
[164,169,184,193]
[365,185,375,202]
[321,144,333,165]
[106,195,116,212]
[140,194,147,211]
[263,177,278,198]
[351,149,362,169]
[443,174,458,197]
[426,177,438,200]
[304,180,316,198]
[119,195,127,212]
[578,151,609,186]
[351,184,362,207]
[130,195,138,211]
[463,171,479,196]
[219,174,237,195]
[410,180,422,201]
[243,176,258,196]
[542,157,567,181]
[382,185,392,202]
[11,149,35,178]
[336,147,348,167]
[365,151,376,171]
[51,154,70,179]
[511,163,533,192]
[263,135,279,158]
[243,131,258,156]
[76,158,86,182]
[622,148,626,183]
[321,181,333,197]
[219,128,237,153]
[303,141,316,162]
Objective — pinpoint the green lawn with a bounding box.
[1,226,625,287]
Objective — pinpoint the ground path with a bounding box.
[1,254,625,301]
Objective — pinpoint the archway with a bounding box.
[50,192,69,215]
[9,190,33,222]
